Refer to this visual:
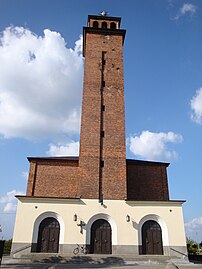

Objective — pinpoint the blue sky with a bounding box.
[0,0,202,242]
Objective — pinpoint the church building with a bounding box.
[11,13,187,258]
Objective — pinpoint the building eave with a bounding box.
[125,200,186,206]
[126,158,170,167]
[15,195,82,203]
[88,15,122,24]
[27,156,79,162]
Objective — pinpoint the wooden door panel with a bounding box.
[37,217,60,253]
[142,220,163,255]
[146,229,153,254]
[49,228,58,253]
[93,224,101,253]
[153,228,163,255]
[41,227,49,252]
[91,219,112,254]
[101,229,110,253]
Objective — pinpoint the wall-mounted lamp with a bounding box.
[73,214,77,222]
[126,214,130,222]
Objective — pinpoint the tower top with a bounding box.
[83,14,126,56]
[87,14,122,29]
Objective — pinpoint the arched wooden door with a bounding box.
[37,217,60,253]
[91,219,112,254]
[142,220,163,255]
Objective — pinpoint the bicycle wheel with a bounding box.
[82,247,88,254]
[73,247,79,255]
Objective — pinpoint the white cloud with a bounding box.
[180,3,196,15]
[0,26,83,140]
[185,217,202,241]
[175,3,197,20]
[3,202,17,213]
[185,217,202,230]
[47,140,79,156]
[128,130,183,162]
[0,190,24,213]
[190,88,202,124]
[22,171,29,180]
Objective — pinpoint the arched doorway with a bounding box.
[90,219,112,254]
[142,220,163,255]
[37,217,60,253]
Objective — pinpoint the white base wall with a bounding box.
[11,197,187,258]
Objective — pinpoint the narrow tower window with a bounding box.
[93,21,99,28]
[110,22,116,29]
[102,22,107,29]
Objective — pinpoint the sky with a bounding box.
[0,0,201,243]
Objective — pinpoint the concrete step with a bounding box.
[7,253,189,266]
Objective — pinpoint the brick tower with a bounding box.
[12,13,187,258]
[79,14,127,200]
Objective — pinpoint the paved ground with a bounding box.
[1,257,202,269]
[1,264,202,269]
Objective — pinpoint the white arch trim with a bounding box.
[32,211,65,244]
[86,213,117,245]
[138,214,169,246]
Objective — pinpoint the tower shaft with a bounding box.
[79,15,127,200]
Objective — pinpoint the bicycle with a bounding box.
[73,244,88,255]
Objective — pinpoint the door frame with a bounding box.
[37,217,60,253]
[138,214,168,255]
[86,213,117,247]
[32,211,64,252]
[142,220,163,255]
[90,219,112,254]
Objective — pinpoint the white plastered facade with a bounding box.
[11,197,187,257]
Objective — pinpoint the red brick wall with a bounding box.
[26,158,80,198]
[126,160,169,201]
[26,158,170,200]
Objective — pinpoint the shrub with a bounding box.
[3,239,12,254]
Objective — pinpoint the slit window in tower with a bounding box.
[101,131,105,137]
[100,160,104,167]
[102,51,106,66]
[102,80,105,87]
